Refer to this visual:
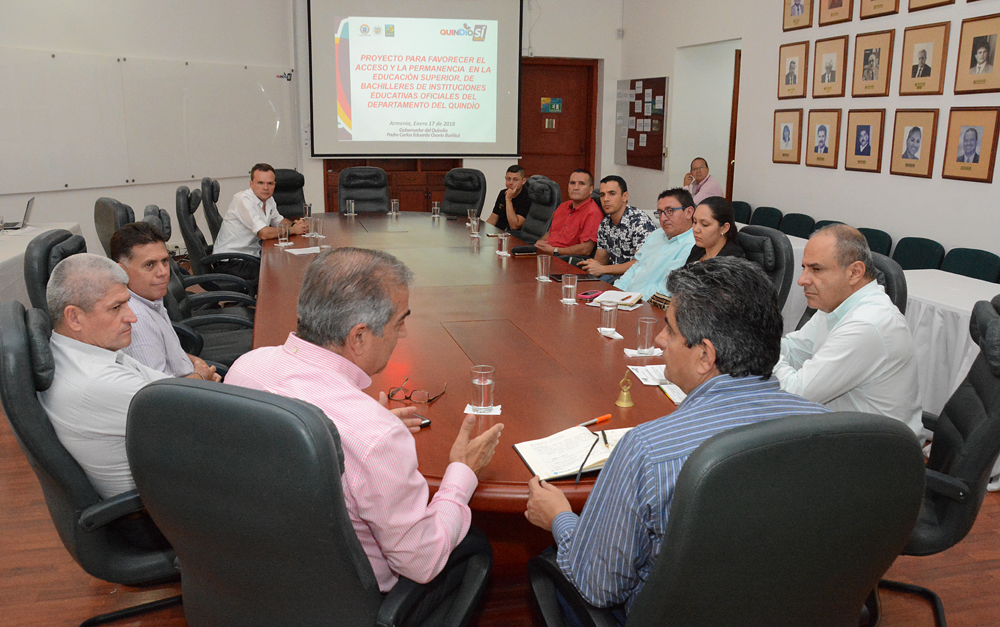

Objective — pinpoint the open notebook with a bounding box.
[514,426,632,481]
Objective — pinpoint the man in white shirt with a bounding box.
[213,163,308,281]
[682,158,724,204]
[774,225,922,436]
[110,222,220,381]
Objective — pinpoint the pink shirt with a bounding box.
[547,198,603,248]
[225,333,478,591]
[685,174,725,204]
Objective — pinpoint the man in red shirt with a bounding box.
[534,169,603,259]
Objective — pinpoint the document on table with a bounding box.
[514,426,633,481]
[285,246,321,255]
[627,365,687,403]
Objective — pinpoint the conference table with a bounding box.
[254,212,677,577]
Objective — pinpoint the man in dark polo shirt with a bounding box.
[486,165,532,231]
[579,175,655,283]
[534,169,603,259]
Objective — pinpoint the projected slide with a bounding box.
[336,17,497,143]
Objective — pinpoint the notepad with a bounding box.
[514,426,632,481]
[587,291,643,308]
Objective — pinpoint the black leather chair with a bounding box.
[509,175,561,244]
[175,185,259,293]
[95,197,136,255]
[0,301,181,626]
[749,205,782,229]
[814,219,844,232]
[528,411,925,627]
[736,225,795,309]
[892,236,945,270]
[879,295,1000,626]
[273,168,307,220]
[441,168,488,218]
[199,177,224,240]
[24,229,87,314]
[731,200,752,224]
[796,252,908,330]
[941,248,1000,283]
[127,378,493,627]
[858,227,893,257]
[339,166,390,213]
[162,267,254,367]
[778,212,815,239]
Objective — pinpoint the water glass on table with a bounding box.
[637,317,657,355]
[599,301,618,333]
[561,274,578,302]
[497,232,510,256]
[277,222,291,246]
[390,198,400,217]
[345,199,356,216]
[469,216,481,238]
[471,365,495,412]
[313,215,325,238]
[536,254,551,281]
[467,208,475,226]
[431,201,441,218]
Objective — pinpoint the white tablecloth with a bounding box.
[0,223,83,307]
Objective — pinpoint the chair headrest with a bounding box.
[970,297,1000,377]
[143,205,172,240]
[527,176,556,205]
[25,307,54,391]
[341,168,388,189]
[738,232,776,272]
[444,169,483,192]
[274,169,305,189]
[210,179,220,202]
[47,235,87,278]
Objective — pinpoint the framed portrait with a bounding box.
[784,0,815,31]
[908,0,954,13]
[845,109,886,172]
[852,30,894,97]
[819,0,853,27]
[890,109,939,178]
[955,14,1000,95]
[812,36,849,98]
[860,0,899,20]
[941,107,1000,183]
[899,22,950,96]
[805,109,842,168]
[773,109,804,164]
[779,42,809,99]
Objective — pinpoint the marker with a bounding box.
[578,414,611,428]
[414,414,431,429]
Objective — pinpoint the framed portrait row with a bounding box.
[772,106,1000,183]
[778,13,1000,98]
[783,0,965,32]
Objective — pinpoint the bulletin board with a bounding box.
[614,77,668,170]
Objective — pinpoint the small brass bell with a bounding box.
[616,372,634,408]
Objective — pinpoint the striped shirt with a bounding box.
[224,333,478,591]
[551,374,829,613]
[121,291,193,377]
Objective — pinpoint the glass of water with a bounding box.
[277,222,291,246]
[345,199,356,216]
[599,301,618,333]
[562,274,578,302]
[431,201,441,218]
[471,365,495,412]
[497,232,510,256]
[637,317,657,355]
[390,198,400,217]
[469,216,481,238]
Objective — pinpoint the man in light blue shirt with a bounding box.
[614,188,696,300]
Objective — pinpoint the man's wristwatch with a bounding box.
[553,248,559,255]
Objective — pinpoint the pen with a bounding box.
[601,430,609,447]
[578,414,611,428]
[414,414,431,429]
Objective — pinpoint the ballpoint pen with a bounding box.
[578,414,611,428]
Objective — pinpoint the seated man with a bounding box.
[225,247,504,590]
[525,257,829,619]
[578,175,655,283]
[110,222,220,381]
[485,164,532,231]
[614,188,696,301]
[534,169,603,259]
[213,163,308,281]
[774,224,922,436]
[682,157,724,204]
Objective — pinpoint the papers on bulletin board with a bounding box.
[634,101,641,113]
[639,134,647,147]
[635,80,643,91]
[627,137,635,151]
[644,88,652,101]
[628,117,636,129]
[644,103,652,116]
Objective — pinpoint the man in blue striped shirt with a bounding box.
[525,257,829,621]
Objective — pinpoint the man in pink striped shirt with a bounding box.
[225,247,503,591]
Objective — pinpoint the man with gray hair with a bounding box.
[225,247,504,591]
[775,224,922,435]
[37,253,171,498]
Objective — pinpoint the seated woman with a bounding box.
[685,196,744,265]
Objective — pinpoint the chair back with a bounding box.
[778,212,815,239]
[94,198,136,256]
[175,185,213,275]
[338,167,390,213]
[814,219,844,232]
[892,237,945,270]
[273,169,307,220]
[516,175,562,243]
[731,201,752,224]
[127,379,385,627]
[858,227,893,257]
[735,225,795,309]
[200,177,224,240]
[941,248,1000,283]
[24,229,87,314]
[626,412,925,627]
[0,301,176,584]
[749,205,782,229]
[441,168,487,217]
[142,205,172,240]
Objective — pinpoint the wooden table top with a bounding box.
[254,213,677,513]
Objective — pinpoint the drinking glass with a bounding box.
[277,222,290,246]
[313,215,325,238]
[498,232,510,256]
[304,203,315,237]
[467,208,475,226]
[637,317,657,355]
[562,274,578,301]
[469,216,481,238]
[431,201,441,218]
[390,198,400,217]
[600,301,618,332]
[345,199,356,216]
[536,254,551,280]
[471,365,495,411]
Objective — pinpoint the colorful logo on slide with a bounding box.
[335,18,353,138]
[440,22,486,40]
[373,26,381,35]
[472,25,487,41]
[385,25,394,37]
[359,24,370,35]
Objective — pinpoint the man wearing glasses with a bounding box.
[613,188,696,301]
[226,247,504,592]
[682,157,724,204]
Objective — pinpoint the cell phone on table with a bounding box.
[446,215,458,220]
[578,290,604,302]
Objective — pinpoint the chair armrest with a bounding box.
[922,410,939,433]
[186,291,257,309]
[172,322,204,355]
[528,551,621,627]
[78,489,146,531]
[924,469,969,503]
[182,272,254,295]
[182,314,255,330]
[378,577,426,627]
[203,252,261,268]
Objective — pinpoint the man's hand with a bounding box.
[578,259,605,276]
[378,391,421,433]
[289,219,309,235]
[449,414,503,475]
[505,187,518,202]
[683,172,695,187]
[525,475,572,531]
[187,361,221,382]
[535,239,556,255]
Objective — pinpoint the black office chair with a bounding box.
[941,248,1000,283]
[778,212,816,239]
[749,205,782,229]
[878,294,1000,625]
[95,197,136,256]
[339,166,390,213]
[24,229,87,314]
[273,168,307,220]
[528,411,925,627]
[0,301,181,626]
[441,168,488,217]
[127,378,493,627]
[858,228,893,257]
[814,219,844,232]
[509,175,562,244]
[175,185,259,293]
[796,252,908,330]
[162,268,254,368]
[736,225,795,309]
[731,200,752,224]
[892,237,945,270]
[199,177,225,240]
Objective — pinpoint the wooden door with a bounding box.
[519,58,598,200]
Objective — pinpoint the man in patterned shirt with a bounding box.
[525,258,829,622]
[579,175,655,283]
